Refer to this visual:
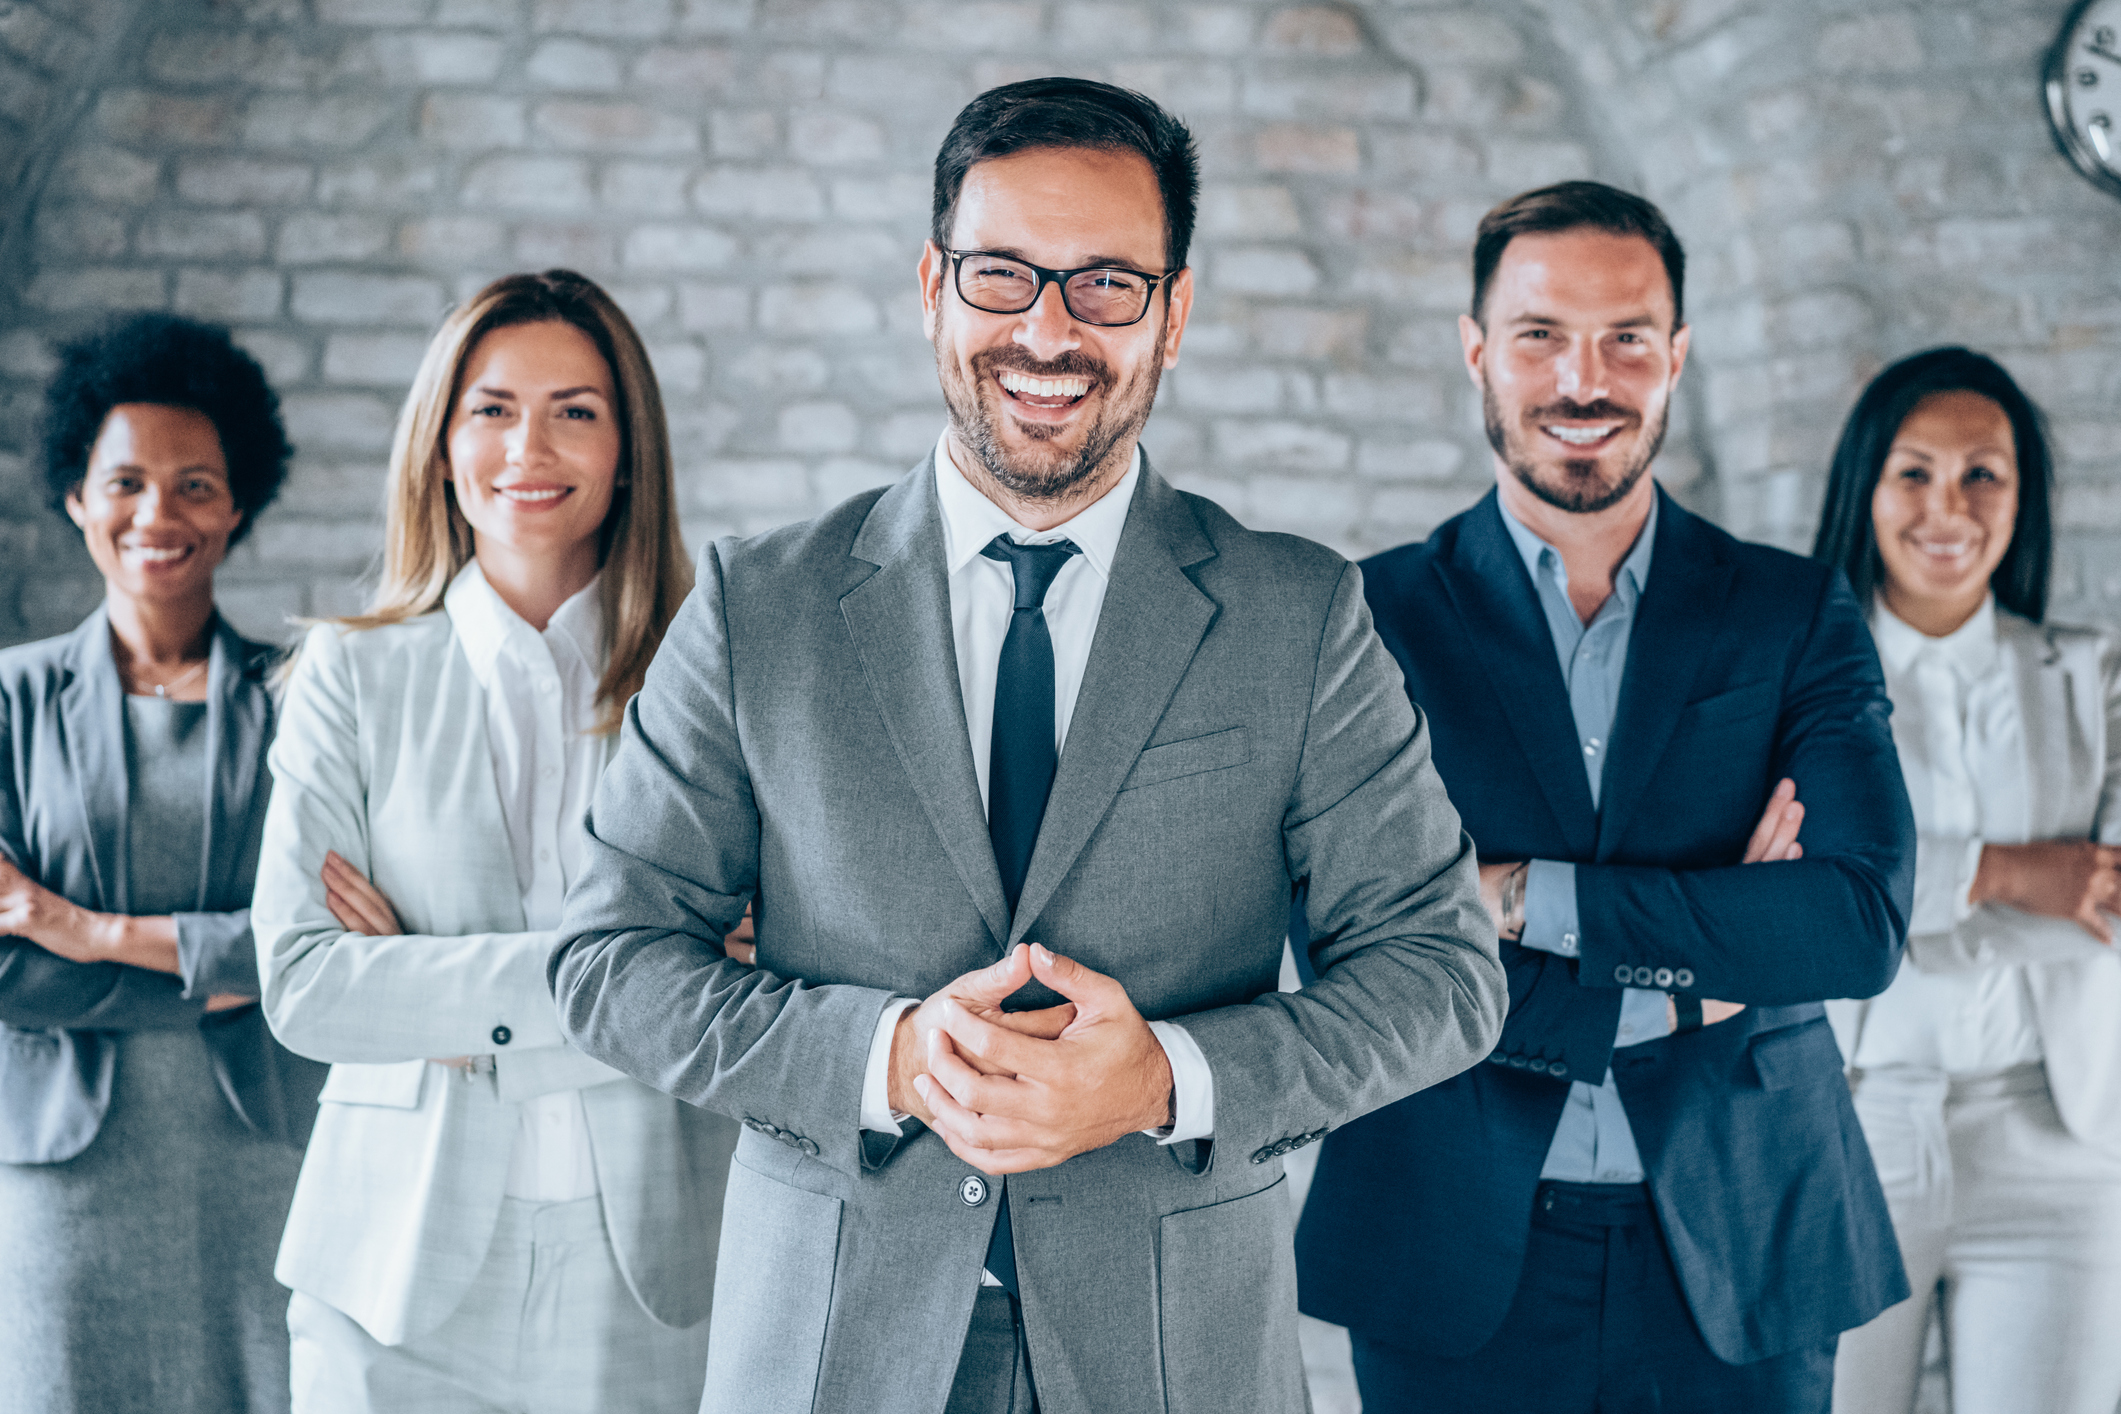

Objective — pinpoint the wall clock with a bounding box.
[2046,0,2121,199]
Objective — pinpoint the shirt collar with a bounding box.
[1872,592,1998,679]
[1496,490,1660,609]
[444,559,605,691]
[933,429,1140,582]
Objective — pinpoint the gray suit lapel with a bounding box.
[841,460,1012,949]
[201,615,270,912]
[56,609,128,913]
[1008,463,1217,944]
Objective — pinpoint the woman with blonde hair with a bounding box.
[252,269,737,1412]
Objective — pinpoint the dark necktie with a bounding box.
[976,533,1080,1297]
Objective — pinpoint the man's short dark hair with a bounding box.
[1471,181,1686,330]
[932,77,1201,276]
[42,312,292,547]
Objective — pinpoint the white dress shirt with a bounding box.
[857,434,1215,1152]
[447,562,607,1201]
[1853,595,2043,1075]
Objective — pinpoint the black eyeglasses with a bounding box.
[945,250,1173,328]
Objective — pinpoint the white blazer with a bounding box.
[1830,611,2121,1147]
[253,606,737,1346]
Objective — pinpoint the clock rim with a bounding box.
[2045,0,2121,200]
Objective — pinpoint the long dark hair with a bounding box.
[1811,346,2053,623]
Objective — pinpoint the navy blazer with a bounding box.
[0,609,325,1163]
[1296,488,1914,1365]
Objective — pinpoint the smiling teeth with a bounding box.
[126,546,189,562]
[500,488,566,502]
[998,370,1090,399]
[1544,425,1618,445]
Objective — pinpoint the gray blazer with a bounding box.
[551,457,1506,1414]
[0,608,326,1164]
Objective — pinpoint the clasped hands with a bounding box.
[887,942,1174,1176]
[1476,776,1812,1033]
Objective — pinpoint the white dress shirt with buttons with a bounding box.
[1853,595,2042,1075]
[447,562,607,1202]
[856,435,1215,1155]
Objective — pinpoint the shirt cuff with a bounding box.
[1146,1020,1214,1144]
[1613,987,1673,1049]
[1911,834,1985,935]
[1520,860,1580,957]
[860,998,919,1134]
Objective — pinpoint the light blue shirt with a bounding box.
[1497,496,1673,1185]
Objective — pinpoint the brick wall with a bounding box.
[1,0,2116,648]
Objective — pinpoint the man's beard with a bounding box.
[937,315,1167,505]
[1484,383,1666,515]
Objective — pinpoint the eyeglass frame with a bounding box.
[942,249,1178,328]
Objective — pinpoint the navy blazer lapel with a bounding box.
[1595,491,1733,860]
[55,609,128,912]
[840,460,1012,949]
[1008,464,1218,944]
[1431,494,1597,858]
[201,615,271,913]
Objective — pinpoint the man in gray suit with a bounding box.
[550,77,1505,1414]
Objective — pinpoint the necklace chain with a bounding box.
[142,658,209,699]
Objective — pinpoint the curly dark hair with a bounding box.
[41,312,293,547]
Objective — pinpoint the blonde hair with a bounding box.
[339,270,691,733]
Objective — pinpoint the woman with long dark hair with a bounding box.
[0,313,324,1413]
[1815,347,2121,1414]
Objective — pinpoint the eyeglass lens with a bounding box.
[956,255,1152,326]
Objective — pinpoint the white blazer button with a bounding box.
[1654,968,1674,988]
[959,1175,989,1207]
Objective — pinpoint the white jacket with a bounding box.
[254,607,737,1345]
[1830,610,2121,1148]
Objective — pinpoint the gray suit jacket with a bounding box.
[0,608,327,1164]
[551,457,1505,1414]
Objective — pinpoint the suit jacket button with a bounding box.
[1633,967,1655,986]
[798,1138,819,1157]
[1654,968,1674,988]
[1488,1052,1508,1065]
[959,1175,989,1206]
[1549,1062,1567,1078]
[1614,965,1633,984]
[1507,1054,1526,1069]
[1527,1058,1547,1074]
[491,1025,512,1046]
[1250,1147,1272,1164]
[1675,969,1694,988]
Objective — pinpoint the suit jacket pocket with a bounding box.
[701,1153,842,1414]
[1679,680,1778,731]
[1158,1176,1303,1414]
[317,1059,426,1109]
[1120,727,1251,794]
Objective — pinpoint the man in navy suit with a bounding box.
[1294,182,1915,1412]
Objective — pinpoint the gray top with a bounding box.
[123,698,210,919]
[1497,496,1674,1186]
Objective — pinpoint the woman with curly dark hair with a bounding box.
[0,312,326,1413]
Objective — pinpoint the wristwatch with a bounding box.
[1498,862,1527,940]
[1673,994,1703,1035]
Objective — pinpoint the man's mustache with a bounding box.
[972,348,1110,388]
[1523,398,1641,427]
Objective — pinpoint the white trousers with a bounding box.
[1832,1063,2121,1414]
[289,1196,710,1414]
